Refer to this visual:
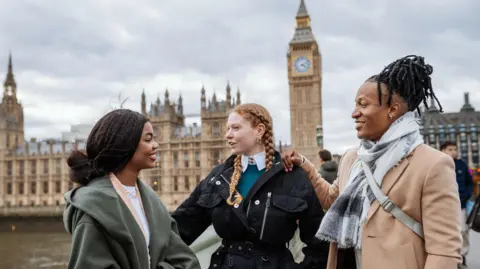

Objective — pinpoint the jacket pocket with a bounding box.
[259,194,308,243]
[196,193,223,208]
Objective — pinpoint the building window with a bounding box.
[6,134,9,148]
[18,182,24,194]
[7,182,12,195]
[56,158,61,174]
[195,151,201,167]
[55,181,61,193]
[184,176,190,191]
[173,152,178,169]
[43,181,49,194]
[213,122,221,137]
[30,160,36,175]
[212,150,220,165]
[43,160,49,174]
[6,161,12,176]
[184,151,189,168]
[18,161,24,176]
[31,182,36,194]
[460,132,467,142]
[173,176,178,191]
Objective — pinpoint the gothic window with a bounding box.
[6,161,12,176]
[43,160,49,174]
[297,91,303,104]
[156,152,161,168]
[152,179,159,192]
[298,111,304,125]
[31,182,36,194]
[184,176,190,191]
[56,158,61,174]
[55,181,61,193]
[183,151,189,168]
[43,181,49,194]
[212,150,220,165]
[6,182,12,194]
[173,152,178,169]
[195,151,201,167]
[18,161,24,176]
[212,122,221,137]
[18,182,24,195]
[173,176,179,191]
[6,134,10,148]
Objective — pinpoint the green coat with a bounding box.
[63,176,201,269]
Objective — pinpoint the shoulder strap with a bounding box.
[361,161,424,239]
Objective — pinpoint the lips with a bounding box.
[355,121,365,130]
[228,141,236,148]
[149,153,157,161]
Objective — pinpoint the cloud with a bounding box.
[0,0,479,154]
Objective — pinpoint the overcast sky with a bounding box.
[0,0,479,154]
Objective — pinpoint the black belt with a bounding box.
[220,240,286,257]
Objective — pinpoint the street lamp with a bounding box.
[316,125,323,148]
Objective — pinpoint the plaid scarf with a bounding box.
[315,112,423,249]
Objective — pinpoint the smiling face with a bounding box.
[351,81,406,141]
[128,121,159,170]
[225,112,265,156]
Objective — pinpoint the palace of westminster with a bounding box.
[0,0,479,215]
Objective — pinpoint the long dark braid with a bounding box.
[367,55,443,114]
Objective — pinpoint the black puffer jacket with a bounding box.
[172,151,329,269]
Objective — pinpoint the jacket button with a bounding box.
[238,246,243,250]
[255,200,260,205]
[216,181,221,185]
[213,264,217,268]
[234,204,239,208]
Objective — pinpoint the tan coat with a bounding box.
[301,144,462,269]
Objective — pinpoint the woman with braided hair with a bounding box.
[282,55,463,269]
[173,103,329,269]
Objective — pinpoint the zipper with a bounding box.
[246,201,251,217]
[219,174,229,184]
[259,192,271,240]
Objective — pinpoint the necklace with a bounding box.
[123,185,138,199]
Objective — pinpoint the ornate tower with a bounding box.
[287,0,323,164]
[141,89,147,115]
[1,52,24,150]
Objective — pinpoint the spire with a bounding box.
[177,93,183,115]
[236,87,241,105]
[212,92,217,104]
[296,0,309,18]
[461,92,475,112]
[201,84,206,109]
[164,88,170,105]
[226,81,232,110]
[290,0,314,44]
[156,93,161,106]
[4,51,16,88]
[141,89,147,115]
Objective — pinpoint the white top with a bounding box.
[122,185,150,246]
[241,151,266,172]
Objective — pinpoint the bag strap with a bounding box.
[361,161,424,239]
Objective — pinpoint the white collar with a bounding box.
[241,152,266,172]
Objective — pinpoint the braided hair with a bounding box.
[367,55,443,114]
[67,109,149,185]
[226,103,274,206]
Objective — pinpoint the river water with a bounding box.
[0,218,220,269]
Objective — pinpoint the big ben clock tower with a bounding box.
[287,0,323,164]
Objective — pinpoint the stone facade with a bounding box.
[287,0,323,165]
[420,93,480,169]
[0,53,241,213]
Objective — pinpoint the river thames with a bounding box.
[1,218,479,269]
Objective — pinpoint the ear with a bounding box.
[255,123,266,138]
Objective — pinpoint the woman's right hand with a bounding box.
[281,149,303,172]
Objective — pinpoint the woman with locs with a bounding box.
[282,55,462,269]
[172,103,329,269]
[64,109,200,269]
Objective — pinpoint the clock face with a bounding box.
[294,56,311,73]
